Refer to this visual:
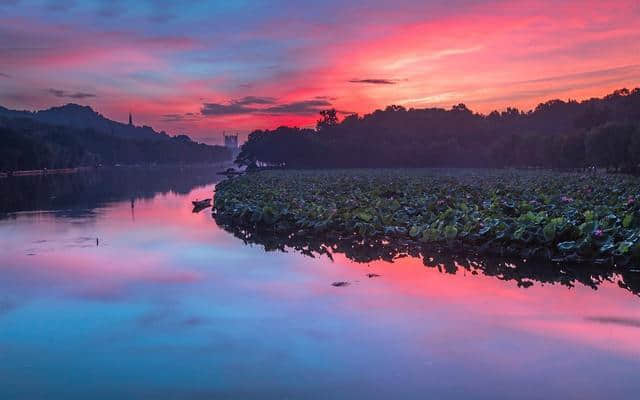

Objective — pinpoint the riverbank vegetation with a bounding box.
[214,169,640,268]
[236,88,640,171]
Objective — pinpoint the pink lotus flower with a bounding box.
[594,229,603,238]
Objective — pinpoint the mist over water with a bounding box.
[0,168,639,399]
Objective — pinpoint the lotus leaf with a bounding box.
[213,169,640,268]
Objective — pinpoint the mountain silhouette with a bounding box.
[0,103,169,141]
[0,104,231,171]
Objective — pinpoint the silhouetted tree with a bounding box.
[316,109,339,131]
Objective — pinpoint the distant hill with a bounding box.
[0,103,168,141]
[0,104,232,171]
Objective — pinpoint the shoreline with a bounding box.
[0,161,234,179]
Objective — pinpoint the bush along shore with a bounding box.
[213,169,640,268]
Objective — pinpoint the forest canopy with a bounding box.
[236,88,640,171]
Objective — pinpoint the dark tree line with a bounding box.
[0,117,232,171]
[236,88,640,171]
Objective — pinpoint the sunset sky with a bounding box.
[1,0,639,143]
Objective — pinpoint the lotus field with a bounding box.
[213,169,640,267]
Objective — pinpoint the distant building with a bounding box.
[223,133,238,149]
[128,112,133,126]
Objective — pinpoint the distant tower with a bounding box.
[128,111,133,126]
[223,132,238,149]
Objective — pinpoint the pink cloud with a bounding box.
[1,0,639,139]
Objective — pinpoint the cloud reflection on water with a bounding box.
[0,175,639,398]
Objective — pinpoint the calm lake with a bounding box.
[1,167,639,399]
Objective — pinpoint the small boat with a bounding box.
[216,167,244,176]
[192,198,212,208]
[192,204,210,213]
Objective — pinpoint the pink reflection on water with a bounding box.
[323,253,640,357]
[3,247,202,302]
[0,186,220,302]
[2,181,639,367]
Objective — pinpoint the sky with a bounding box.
[1,0,639,144]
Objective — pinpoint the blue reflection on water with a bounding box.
[0,172,639,399]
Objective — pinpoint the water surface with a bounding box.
[1,168,639,399]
